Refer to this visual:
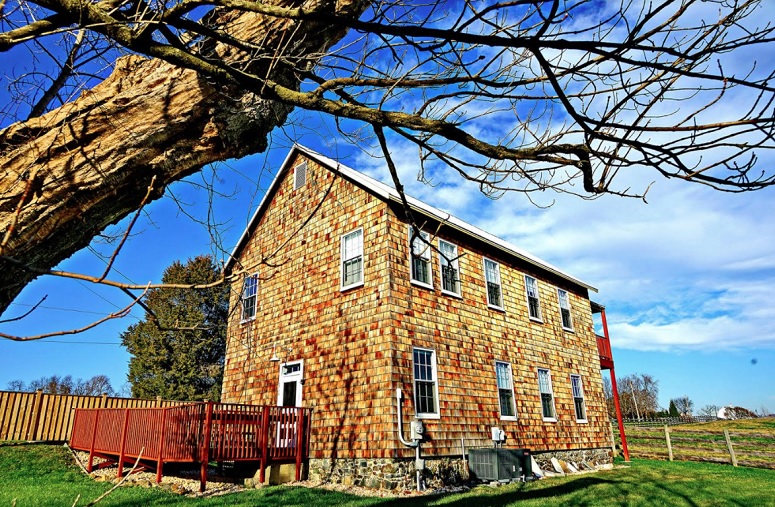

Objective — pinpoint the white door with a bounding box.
[276,360,303,448]
[277,360,303,407]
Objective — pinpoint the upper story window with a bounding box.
[571,374,587,422]
[293,161,308,190]
[537,368,556,421]
[409,228,433,288]
[340,228,364,290]
[438,239,461,296]
[525,275,542,321]
[412,347,440,418]
[495,361,517,420]
[483,258,503,310]
[241,273,258,322]
[558,288,573,330]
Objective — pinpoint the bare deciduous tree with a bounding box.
[615,372,659,419]
[1,0,774,316]
[671,395,694,416]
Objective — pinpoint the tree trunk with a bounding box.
[0,1,367,313]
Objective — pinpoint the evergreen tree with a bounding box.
[121,255,228,401]
[668,400,680,417]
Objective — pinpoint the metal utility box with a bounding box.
[468,448,532,482]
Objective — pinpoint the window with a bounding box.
[439,240,461,296]
[293,161,307,190]
[537,368,556,420]
[483,258,503,309]
[558,289,573,330]
[495,361,517,419]
[412,348,439,418]
[571,374,587,422]
[525,275,542,321]
[241,273,258,321]
[340,228,363,290]
[409,228,432,288]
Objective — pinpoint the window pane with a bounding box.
[541,393,554,418]
[496,362,511,389]
[499,389,515,417]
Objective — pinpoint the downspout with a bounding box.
[395,389,421,492]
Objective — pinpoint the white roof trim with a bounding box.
[226,144,597,293]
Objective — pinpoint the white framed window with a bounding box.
[412,348,440,419]
[525,275,542,321]
[483,258,503,310]
[571,374,587,422]
[409,228,433,288]
[340,228,364,290]
[537,368,556,421]
[495,361,517,420]
[293,161,308,190]
[438,239,461,297]
[558,288,573,331]
[240,273,258,322]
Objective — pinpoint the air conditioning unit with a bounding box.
[468,448,532,482]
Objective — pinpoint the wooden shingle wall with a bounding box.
[223,152,611,462]
[222,154,397,459]
[382,209,610,457]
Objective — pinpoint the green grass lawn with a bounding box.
[2,444,774,506]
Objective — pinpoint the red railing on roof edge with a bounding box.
[69,402,312,492]
[596,334,613,364]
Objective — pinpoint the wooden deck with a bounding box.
[69,402,311,491]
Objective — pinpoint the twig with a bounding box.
[83,447,145,507]
[0,295,47,323]
[0,285,149,341]
[98,175,157,282]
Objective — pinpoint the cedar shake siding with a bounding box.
[223,145,612,471]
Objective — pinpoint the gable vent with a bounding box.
[294,162,308,190]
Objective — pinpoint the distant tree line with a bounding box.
[604,373,768,420]
[5,374,115,396]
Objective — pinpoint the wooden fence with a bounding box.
[613,424,775,469]
[0,390,184,443]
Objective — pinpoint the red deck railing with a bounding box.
[596,334,614,369]
[69,402,312,491]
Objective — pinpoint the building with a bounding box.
[222,144,625,489]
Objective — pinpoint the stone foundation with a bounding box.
[306,447,611,490]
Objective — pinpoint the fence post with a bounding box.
[26,390,44,441]
[664,425,673,461]
[200,402,214,493]
[100,393,108,408]
[156,407,168,484]
[259,406,271,485]
[295,408,305,481]
[724,429,738,467]
[156,396,162,408]
[117,409,130,478]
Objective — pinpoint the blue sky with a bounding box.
[1,127,773,413]
[1,1,774,414]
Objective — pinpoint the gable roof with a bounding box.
[226,144,597,293]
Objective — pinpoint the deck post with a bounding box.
[200,401,214,493]
[88,410,100,472]
[117,408,130,478]
[259,405,270,485]
[156,407,168,484]
[295,408,305,481]
[601,308,630,462]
